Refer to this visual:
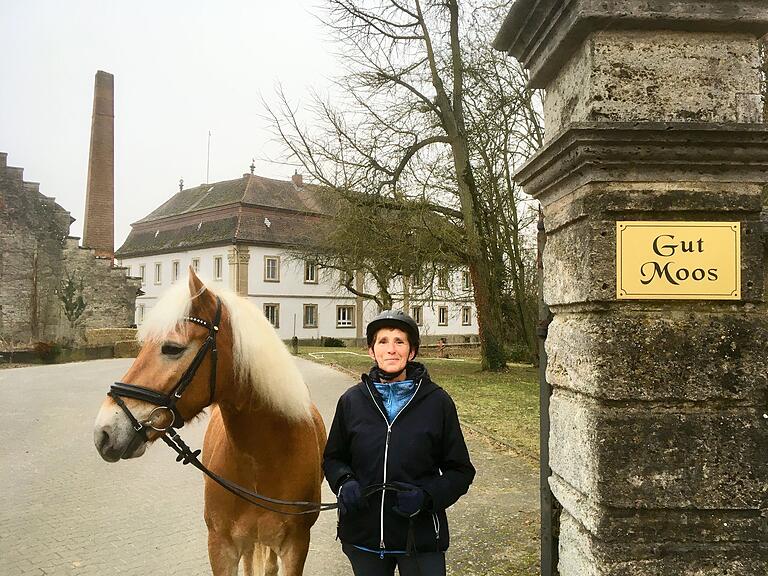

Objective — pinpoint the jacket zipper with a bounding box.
[365,378,422,555]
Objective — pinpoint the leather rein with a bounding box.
[107,297,347,515]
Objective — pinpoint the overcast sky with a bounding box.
[0,0,339,247]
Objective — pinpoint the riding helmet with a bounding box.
[366,309,420,356]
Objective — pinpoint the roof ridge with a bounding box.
[184,182,220,213]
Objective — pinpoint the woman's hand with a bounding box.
[338,478,368,516]
[391,482,427,517]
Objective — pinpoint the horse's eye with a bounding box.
[161,344,186,356]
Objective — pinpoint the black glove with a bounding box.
[391,481,426,517]
[337,478,368,516]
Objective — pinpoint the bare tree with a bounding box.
[266,0,542,369]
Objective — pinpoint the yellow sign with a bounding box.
[616,221,740,300]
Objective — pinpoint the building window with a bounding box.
[304,261,318,284]
[154,262,162,285]
[462,306,472,326]
[137,304,145,324]
[264,303,280,328]
[214,256,223,280]
[126,265,132,276]
[139,265,146,286]
[264,256,280,282]
[336,305,355,328]
[171,260,180,283]
[437,268,449,289]
[303,304,318,328]
[438,306,448,326]
[411,268,423,288]
[411,305,423,326]
[191,258,200,273]
[461,270,471,290]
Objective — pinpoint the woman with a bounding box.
[323,310,476,576]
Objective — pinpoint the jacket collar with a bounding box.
[360,361,438,401]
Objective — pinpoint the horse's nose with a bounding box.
[95,425,121,462]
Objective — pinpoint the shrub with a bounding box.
[322,336,346,348]
[507,341,534,364]
[33,341,62,364]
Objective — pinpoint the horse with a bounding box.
[93,269,327,576]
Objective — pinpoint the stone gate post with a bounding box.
[495,2,768,574]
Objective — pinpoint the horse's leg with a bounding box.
[277,532,310,576]
[208,530,241,576]
[242,543,255,576]
[264,546,279,576]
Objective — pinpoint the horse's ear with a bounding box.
[188,266,205,297]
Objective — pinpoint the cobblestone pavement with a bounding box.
[0,357,539,575]
[0,358,354,576]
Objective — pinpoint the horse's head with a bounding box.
[94,268,231,462]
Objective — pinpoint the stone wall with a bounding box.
[62,238,140,332]
[0,152,140,345]
[544,30,763,138]
[0,153,70,343]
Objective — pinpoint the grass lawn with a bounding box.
[298,346,540,461]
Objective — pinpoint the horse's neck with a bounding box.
[217,392,292,454]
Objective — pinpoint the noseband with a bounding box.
[108,297,222,441]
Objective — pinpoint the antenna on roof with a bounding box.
[179,178,184,192]
[206,130,212,184]
[250,159,255,175]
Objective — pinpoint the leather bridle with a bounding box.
[108,297,222,440]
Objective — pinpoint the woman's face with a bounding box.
[368,327,414,381]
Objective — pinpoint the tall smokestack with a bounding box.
[82,70,114,258]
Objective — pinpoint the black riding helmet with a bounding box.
[366,309,420,358]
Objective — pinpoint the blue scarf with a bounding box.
[373,380,417,423]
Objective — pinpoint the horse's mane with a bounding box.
[138,281,312,421]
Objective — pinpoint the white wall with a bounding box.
[119,245,477,340]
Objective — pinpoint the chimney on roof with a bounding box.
[292,171,303,187]
[82,70,115,259]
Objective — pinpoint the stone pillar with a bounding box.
[495,2,768,574]
[227,244,250,295]
[82,70,115,258]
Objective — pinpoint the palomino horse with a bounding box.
[93,269,327,575]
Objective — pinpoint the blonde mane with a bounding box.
[138,280,312,421]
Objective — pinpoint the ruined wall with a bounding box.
[62,238,140,332]
[0,153,70,343]
[0,152,139,345]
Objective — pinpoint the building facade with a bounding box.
[117,172,477,342]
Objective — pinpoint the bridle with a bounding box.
[106,296,339,515]
[108,297,222,440]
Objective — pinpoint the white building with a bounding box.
[116,172,477,343]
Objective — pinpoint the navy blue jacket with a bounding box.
[323,362,475,553]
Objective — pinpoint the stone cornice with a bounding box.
[513,122,768,202]
[493,0,768,87]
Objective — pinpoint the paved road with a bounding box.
[0,357,355,576]
[1,358,541,576]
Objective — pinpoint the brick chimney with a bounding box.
[291,171,303,187]
[82,70,115,258]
